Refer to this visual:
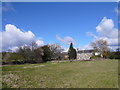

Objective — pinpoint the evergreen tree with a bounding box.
[73,48,77,59]
[68,43,77,60]
[42,45,52,61]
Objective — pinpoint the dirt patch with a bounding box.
[23,65,45,68]
[2,73,20,88]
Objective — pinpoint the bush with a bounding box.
[64,58,69,60]
[107,52,120,59]
[90,55,101,59]
[12,60,25,64]
[90,56,96,59]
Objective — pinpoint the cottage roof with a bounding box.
[77,50,93,53]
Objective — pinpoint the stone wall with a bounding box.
[77,53,93,60]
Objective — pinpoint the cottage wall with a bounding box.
[77,53,93,60]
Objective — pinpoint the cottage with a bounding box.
[62,49,101,60]
[77,50,100,60]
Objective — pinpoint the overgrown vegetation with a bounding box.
[91,39,120,59]
[2,40,120,65]
[2,60,118,88]
[2,43,64,65]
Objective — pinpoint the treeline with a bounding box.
[2,43,64,65]
[2,39,120,65]
[90,39,120,59]
[90,50,120,59]
[106,49,120,59]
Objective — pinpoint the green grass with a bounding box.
[2,59,118,88]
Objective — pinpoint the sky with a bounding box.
[1,2,119,52]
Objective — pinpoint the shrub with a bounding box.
[90,55,101,59]
[64,58,69,60]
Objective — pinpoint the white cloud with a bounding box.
[63,48,68,52]
[96,17,119,45]
[87,17,119,50]
[10,46,19,52]
[96,17,117,37]
[1,24,44,51]
[36,40,44,46]
[78,44,92,50]
[56,35,75,44]
[86,32,97,39]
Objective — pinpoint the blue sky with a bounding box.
[2,2,118,51]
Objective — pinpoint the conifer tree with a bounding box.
[68,42,77,60]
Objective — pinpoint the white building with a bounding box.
[77,50,101,60]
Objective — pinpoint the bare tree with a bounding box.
[48,44,64,60]
[17,45,32,62]
[34,46,44,63]
[17,44,44,63]
[91,39,109,58]
[30,42,38,61]
[31,42,37,50]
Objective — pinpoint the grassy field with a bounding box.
[2,59,118,88]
